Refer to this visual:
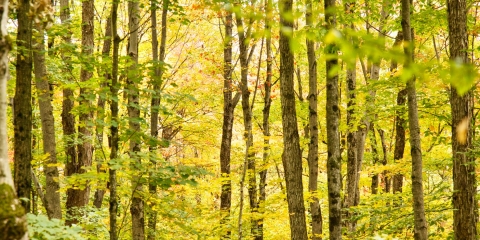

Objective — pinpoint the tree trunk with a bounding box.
[306,0,322,238]
[369,123,380,195]
[401,0,428,238]
[257,1,272,238]
[279,0,308,239]
[325,0,342,239]
[14,0,33,213]
[0,0,29,236]
[127,0,144,238]
[447,0,477,239]
[378,129,389,193]
[33,20,62,219]
[93,12,113,209]
[109,0,120,237]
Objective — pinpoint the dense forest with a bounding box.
[0,0,478,239]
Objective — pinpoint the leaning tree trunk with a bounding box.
[325,0,342,239]
[14,0,33,213]
[447,0,477,239]
[33,19,62,219]
[306,0,322,238]
[401,0,428,238]
[127,0,144,239]
[279,0,308,239]
[109,0,120,238]
[0,0,29,237]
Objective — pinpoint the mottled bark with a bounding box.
[306,0,321,238]
[325,0,342,239]
[279,0,308,239]
[14,0,33,213]
[447,0,477,239]
[33,21,62,219]
[127,0,144,238]
[401,0,428,238]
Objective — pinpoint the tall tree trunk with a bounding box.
[59,0,79,227]
[93,13,113,209]
[401,0,428,238]
[369,123,380,194]
[279,0,308,239]
[127,0,144,238]
[33,20,62,219]
[234,7,258,238]
[109,0,120,237]
[306,0,322,238]
[148,0,168,238]
[258,1,272,238]
[325,0,342,239]
[0,0,29,236]
[14,0,33,213]
[220,9,240,239]
[447,0,477,238]
[378,129,389,193]
[391,32,406,194]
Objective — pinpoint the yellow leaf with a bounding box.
[456,117,469,144]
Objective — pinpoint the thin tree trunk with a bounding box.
[401,0,428,238]
[14,0,33,213]
[109,0,120,237]
[33,20,62,219]
[279,0,308,239]
[127,0,144,238]
[93,13,113,209]
[369,123,380,195]
[257,1,272,238]
[306,0,321,238]
[447,0,477,238]
[378,129,389,193]
[220,9,240,239]
[148,1,168,238]
[325,0,342,239]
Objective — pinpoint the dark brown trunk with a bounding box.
[402,0,428,238]
[447,0,477,238]
[14,0,33,214]
[279,0,308,239]
[33,20,62,219]
[306,0,321,238]
[378,129,389,193]
[109,0,120,237]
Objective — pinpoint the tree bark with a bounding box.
[279,0,308,239]
[109,0,120,237]
[306,0,322,238]
[447,0,477,239]
[325,0,342,239]
[401,0,428,238]
[33,20,62,219]
[14,0,33,213]
[369,123,380,195]
[0,0,29,236]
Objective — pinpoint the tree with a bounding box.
[401,0,428,238]
[32,6,62,219]
[279,0,308,239]
[14,0,33,213]
[447,0,477,238]
[306,0,322,238]
[0,0,29,236]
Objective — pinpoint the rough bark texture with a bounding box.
[220,10,238,239]
[14,0,33,213]
[401,0,428,238]
[0,0,29,237]
[279,0,308,239]
[33,22,62,219]
[60,0,78,227]
[93,13,112,209]
[325,0,342,239]
[447,0,477,239]
[306,0,322,238]
[258,1,272,239]
[127,0,144,239]
[109,0,120,238]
